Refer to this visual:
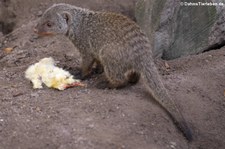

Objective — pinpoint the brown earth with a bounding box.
[0,1,225,149]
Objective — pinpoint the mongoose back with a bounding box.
[34,3,192,141]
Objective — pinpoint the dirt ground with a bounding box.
[0,1,225,149]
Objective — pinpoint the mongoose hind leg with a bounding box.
[100,70,140,89]
[95,66,128,89]
[96,66,140,89]
[97,44,135,89]
[126,71,140,84]
[100,64,129,89]
[95,62,129,89]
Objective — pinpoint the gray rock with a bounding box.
[135,0,224,60]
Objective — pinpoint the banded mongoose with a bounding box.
[34,3,192,141]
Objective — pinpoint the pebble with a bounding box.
[37,11,43,17]
[29,35,39,43]
[31,92,39,98]
[170,141,177,149]
[88,124,95,128]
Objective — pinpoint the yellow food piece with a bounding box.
[25,57,81,90]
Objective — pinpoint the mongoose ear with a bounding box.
[61,11,72,25]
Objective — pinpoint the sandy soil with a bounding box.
[0,1,225,149]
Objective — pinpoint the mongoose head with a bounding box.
[34,4,72,36]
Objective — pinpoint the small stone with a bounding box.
[37,11,43,17]
[165,62,170,69]
[31,93,39,98]
[136,131,144,135]
[170,141,177,149]
[36,107,41,112]
[88,124,95,128]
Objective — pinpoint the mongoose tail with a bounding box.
[140,59,193,141]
